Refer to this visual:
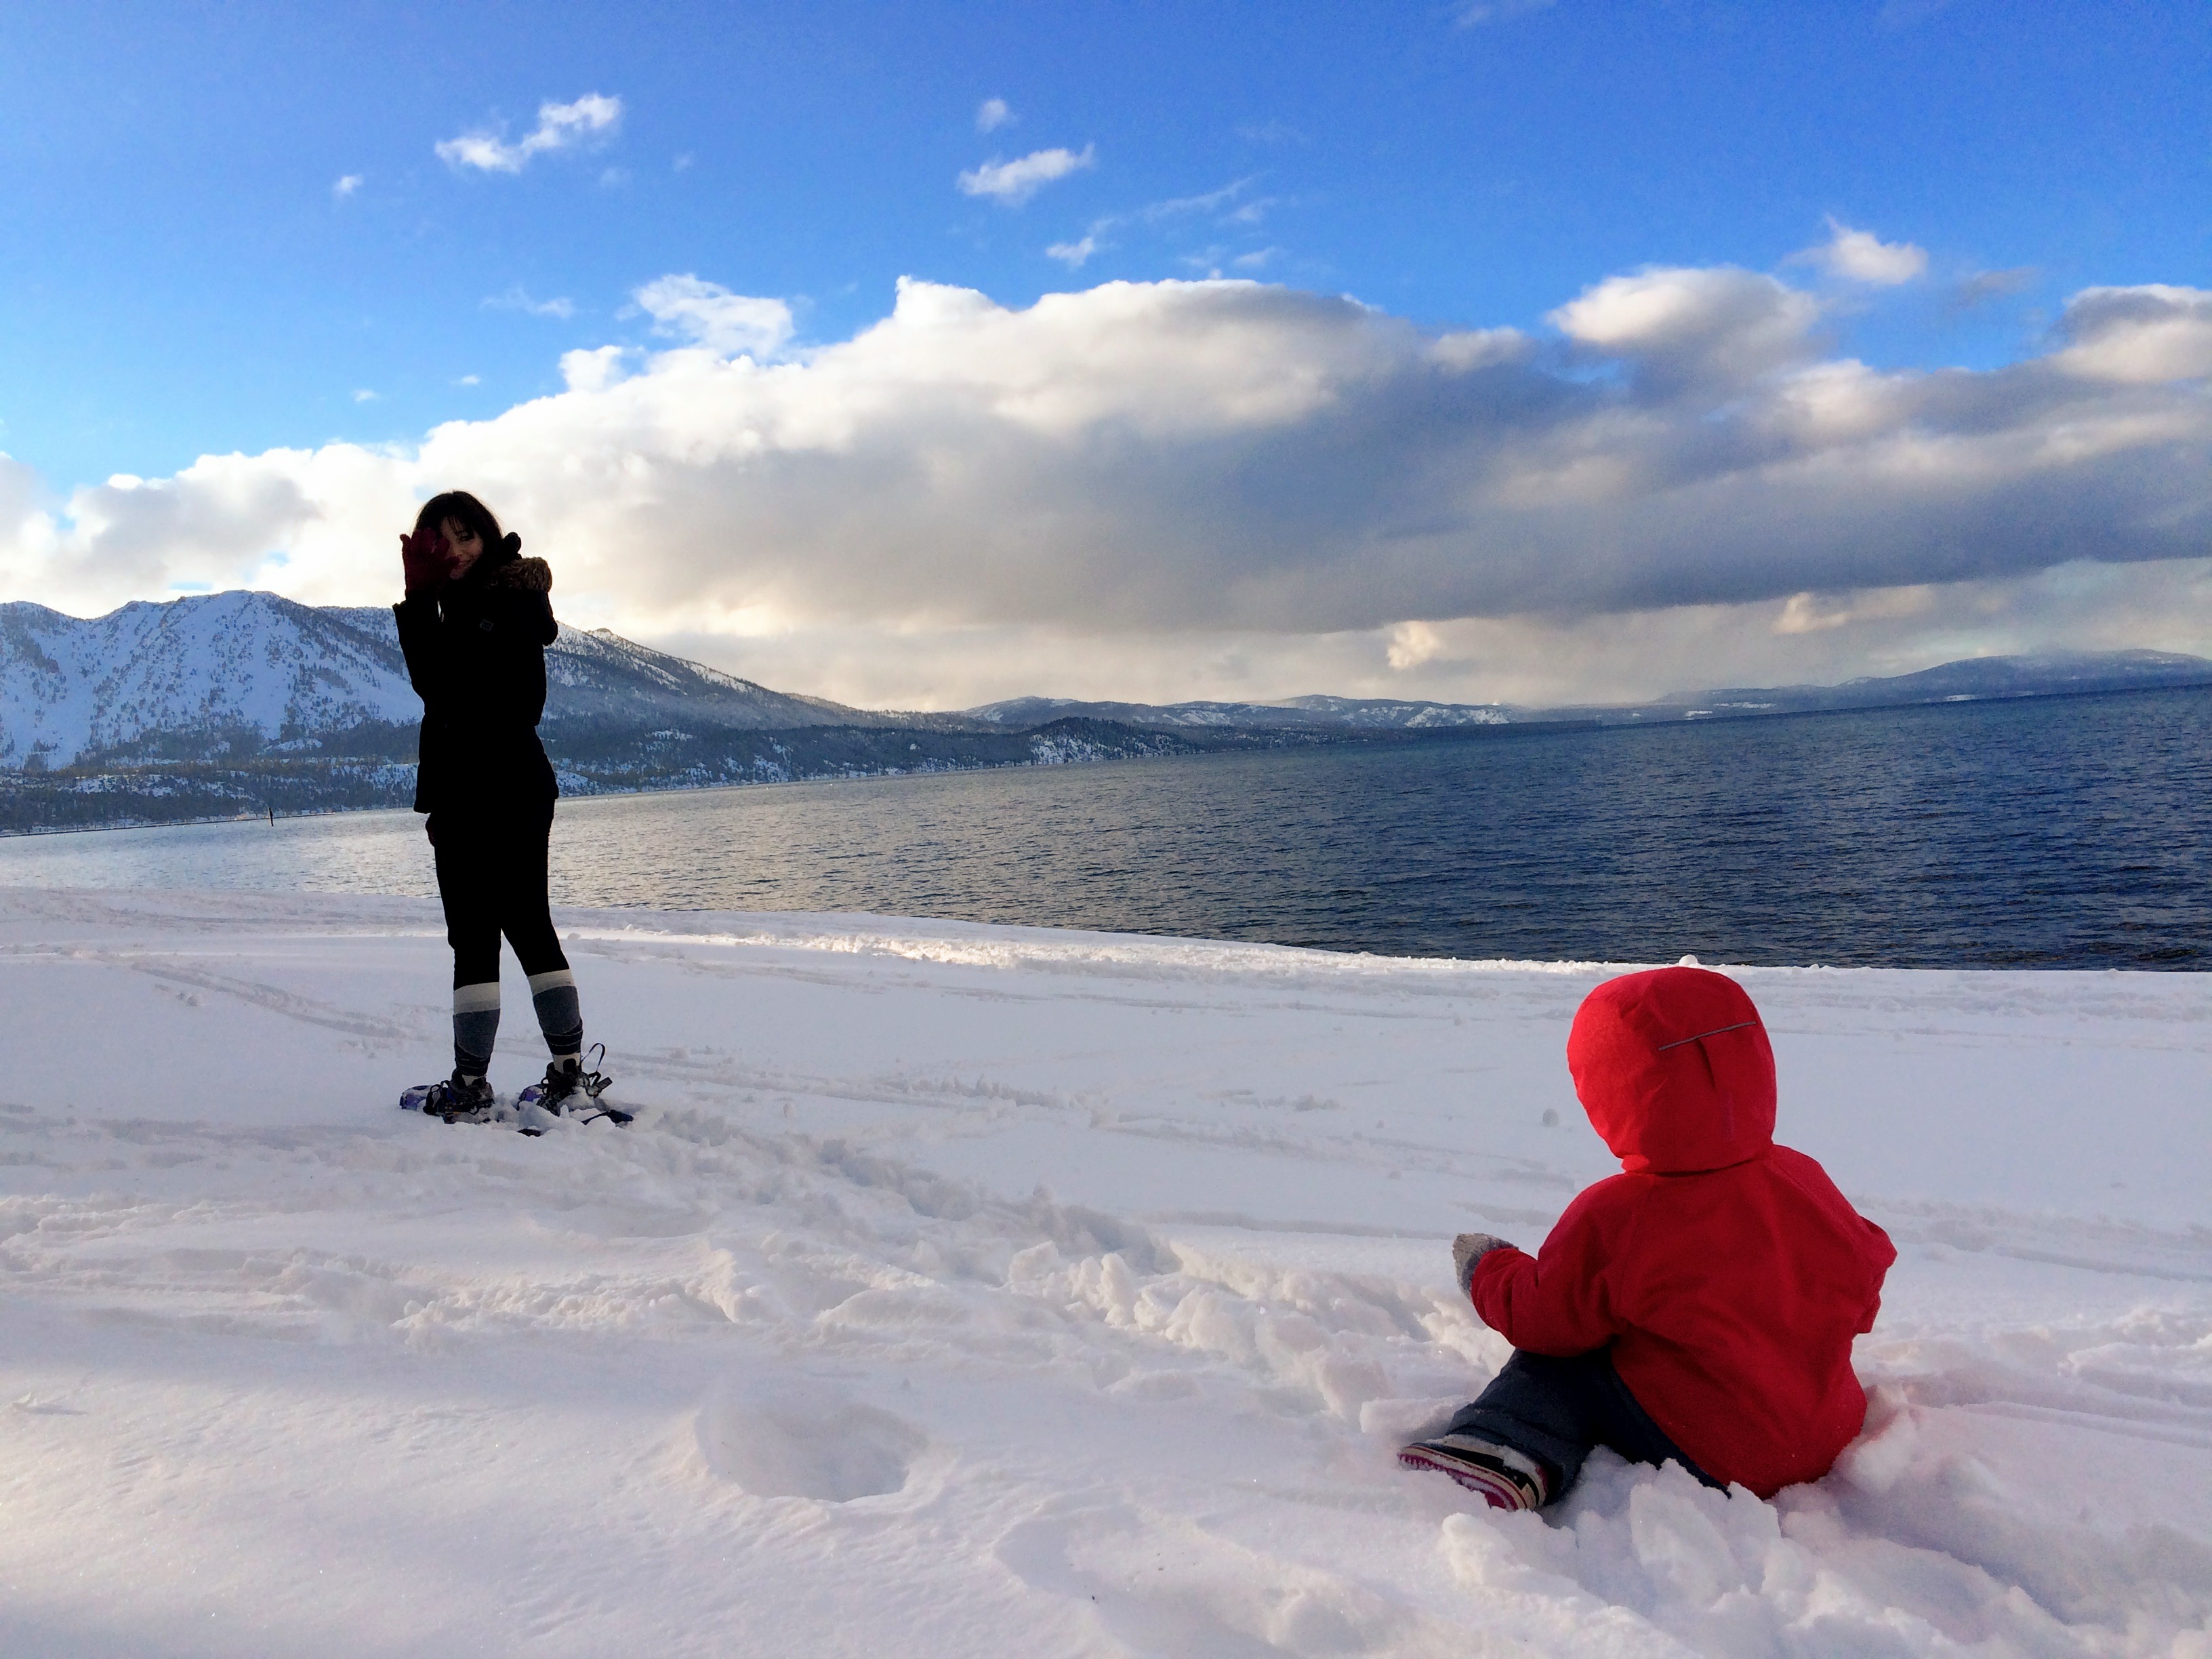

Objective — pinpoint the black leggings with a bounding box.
[1446,1348,1721,1500]
[429,810,569,987]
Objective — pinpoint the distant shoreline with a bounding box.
[5,675,2207,847]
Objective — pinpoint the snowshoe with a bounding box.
[517,1044,631,1125]
[401,1072,499,1125]
[1397,1435,1549,1511]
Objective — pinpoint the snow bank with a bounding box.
[0,888,2206,1655]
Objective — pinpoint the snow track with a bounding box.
[0,890,2207,1655]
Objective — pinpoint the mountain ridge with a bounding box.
[964,693,1511,730]
[963,649,2212,731]
[2,589,2208,832]
[0,591,998,771]
[5,591,2209,773]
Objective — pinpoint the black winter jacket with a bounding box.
[394,552,560,818]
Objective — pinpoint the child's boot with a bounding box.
[1398,1435,1549,1511]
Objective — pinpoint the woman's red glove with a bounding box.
[399,527,451,594]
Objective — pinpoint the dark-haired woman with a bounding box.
[394,491,611,1123]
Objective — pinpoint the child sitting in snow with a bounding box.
[1401,965,1896,1510]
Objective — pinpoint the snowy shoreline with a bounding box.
[3,888,2207,1655]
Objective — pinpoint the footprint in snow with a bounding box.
[12,1393,84,1415]
[696,1380,925,1501]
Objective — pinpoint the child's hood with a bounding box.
[1566,966,1777,1174]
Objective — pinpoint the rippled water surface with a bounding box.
[3,687,2207,967]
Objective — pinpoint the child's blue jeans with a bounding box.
[1447,1348,1722,1500]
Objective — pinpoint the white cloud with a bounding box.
[1428,328,1528,372]
[350,390,377,403]
[484,287,577,320]
[1549,266,1823,388]
[1800,218,1929,286]
[1950,267,2037,312]
[977,98,1012,134]
[1048,179,1259,272]
[455,375,482,387]
[958,145,1094,206]
[5,271,2211,710]
[558,346,632,393]
[1386,621,1446,669]
[2050,285,2212,384]
[436,93,623,174]
[631,274,794,358]
[332,174,362,199]
[1455,0,1555,24]
[1137,180,1249,221]
[640,556,2212,712]
[1773,585,1932,636]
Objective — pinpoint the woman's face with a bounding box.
[442,517,485,578]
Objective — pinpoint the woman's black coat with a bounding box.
[394,551,559,819]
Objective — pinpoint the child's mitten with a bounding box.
[1453,1232,1514,1298]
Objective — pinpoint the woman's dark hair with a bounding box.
[412,491,519,571]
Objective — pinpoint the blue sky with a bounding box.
[7,0,2200,490]
[2,1,2208,708]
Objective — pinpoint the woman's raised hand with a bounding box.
[399,527,451,594]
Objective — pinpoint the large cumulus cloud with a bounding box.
[1,265,2208,704]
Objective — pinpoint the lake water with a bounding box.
[2,686,2207,968]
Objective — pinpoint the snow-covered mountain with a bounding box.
[319,605,919,734]
[969,651,2212,733]
[8,589,2209,776]
[1277,693,1512,727]
[965,694,1510,730]
[1658,649,2212,712]
[0,590,915,770]
[0,592,419,769]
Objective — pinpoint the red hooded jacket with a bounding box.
[1470,967,1896,1497]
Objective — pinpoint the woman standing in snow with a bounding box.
[394,491,612,1122]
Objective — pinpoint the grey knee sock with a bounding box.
[529,968,583,1060]
[453,981,500,1077]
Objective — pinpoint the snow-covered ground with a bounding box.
[1,888,2207,1656]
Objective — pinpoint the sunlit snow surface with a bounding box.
[1,888,2207,1656]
